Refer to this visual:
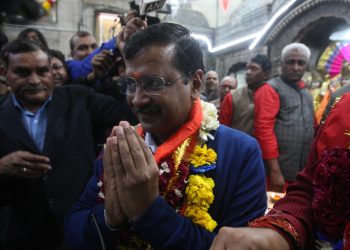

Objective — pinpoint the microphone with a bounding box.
[137,0,167,15]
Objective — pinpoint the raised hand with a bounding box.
[117,11,147,54]
[91,49,116,80]
[210,227,290,250]
[111,121,159,220]
[103,137,127,227]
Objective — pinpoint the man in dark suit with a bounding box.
[0,39,136,249]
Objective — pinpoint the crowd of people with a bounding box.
[0,11,349,250]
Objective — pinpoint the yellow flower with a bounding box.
[186,175,214,206]
[184,175,217,232]
[184,206,217,232]
[42,1,52,11]
[189,144,217,167]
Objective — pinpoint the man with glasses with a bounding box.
[256,43,314,192]
[65,22,267,250]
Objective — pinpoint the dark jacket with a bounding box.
[0,85,136,250]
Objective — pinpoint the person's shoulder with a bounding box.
[231,85,247,94]
[332,83,350,98]
[256,82,278,95]
[330,92,350,112]
[54,84,92,94]
[214,125,257,146]
[52,85,95,102]
[212,126,261,165]
[266,76,280,86]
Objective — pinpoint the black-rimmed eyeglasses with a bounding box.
[115,75,189,95]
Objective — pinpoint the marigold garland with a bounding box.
[189,144,217,168]
[183,175,217,232]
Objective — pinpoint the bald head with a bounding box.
[219,76,237,100]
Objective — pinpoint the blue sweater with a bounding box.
[64,125,267,249]
[66,37,117,80]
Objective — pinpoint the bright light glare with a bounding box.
[249,0,298,50]
[330,28,350,41]
[191,32,259,53]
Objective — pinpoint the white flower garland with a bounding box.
[199,101,219,142]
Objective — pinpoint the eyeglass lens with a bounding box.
[117,76,166,94]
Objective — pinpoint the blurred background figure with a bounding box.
[219,75,237,101]
[212,75,237,113]
[202,70,220,102]
[17,28,49,50]
[48,49,70,86]
[69,31,98,61]
[219,76,237,101]
[219,54,271,136]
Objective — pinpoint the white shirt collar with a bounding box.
[144,132,158,153]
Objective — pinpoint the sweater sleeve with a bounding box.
[253,93,350,249]
[219,92,233,126]
[254,84,280,160]
[267,166,315,249]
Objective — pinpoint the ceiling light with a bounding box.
[249,0,298,50]
[191,32,259,53]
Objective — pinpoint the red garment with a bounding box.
[260,92,350,249]
[219,83,280,159]
[137,98,202,164]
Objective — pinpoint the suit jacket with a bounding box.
[0,85,136,249]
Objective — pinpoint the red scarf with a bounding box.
[137,99,203,164]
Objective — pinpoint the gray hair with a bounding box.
[281,43,311,62]
[220,76,236,85]
[204,70,218,81]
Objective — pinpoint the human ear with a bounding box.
[190,69,203,100]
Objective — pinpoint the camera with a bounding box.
[129,0,171,25]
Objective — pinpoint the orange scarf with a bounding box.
[137,99,203,164]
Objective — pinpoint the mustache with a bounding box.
[133,104,160,114]
[53,75,63,80]
[21,85,48,92]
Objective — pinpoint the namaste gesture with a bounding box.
[104,121,159,227]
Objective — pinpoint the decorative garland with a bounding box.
[97,100,220,248]
[156,100,219,231]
